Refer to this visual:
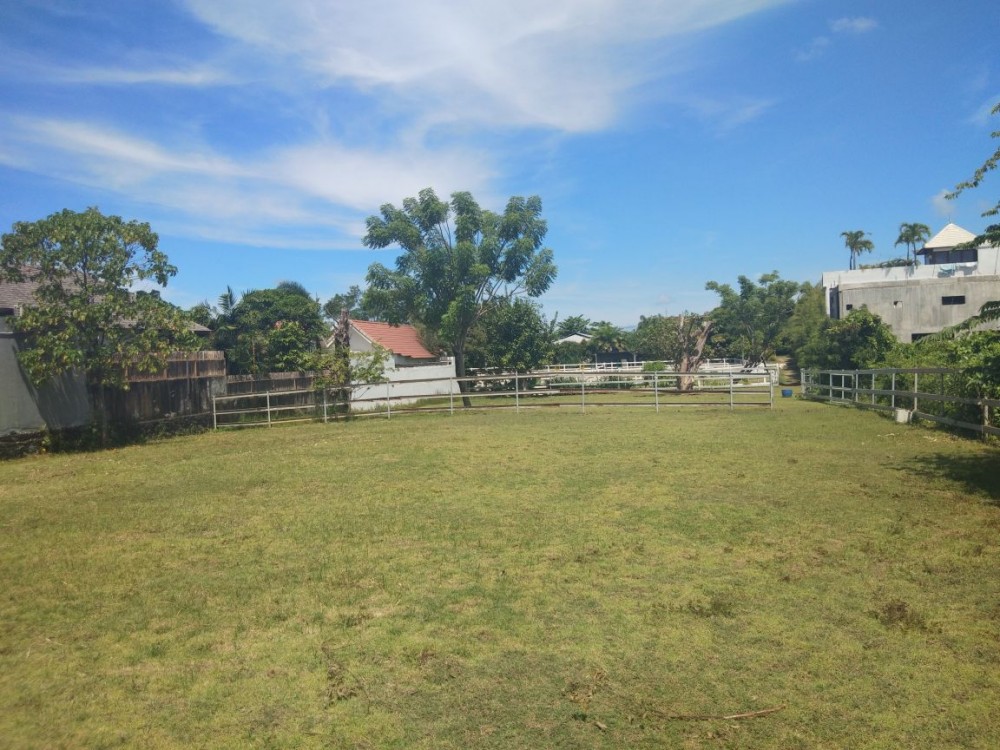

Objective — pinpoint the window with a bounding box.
[911,333,930,342]
[845,303,853,311]
[926,248,978,265]
[942,295,966,305]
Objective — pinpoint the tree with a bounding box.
[362,188,557,404]
[465,298,554,373]
[947,100,1000,252]
[586,321,629,359]
[894,222,931,264]
[224,287,326,374]
[841,230,874,270]
[705,272,802,368]
[797,308,896,370]
[555,314,592,338]
[323,285,370,321]
[0,207,194,442]
[781,282,828,370]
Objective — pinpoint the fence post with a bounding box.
[449,377,454,416]
[323,389,328,424]
[581,376,586,414]
[515,373,520,414]
[914,372,919,414]
[266,392,271,427]
[654,371,659,413]
[891,372,896,410]
[212,396,217,430]
[386,381,391,419]
[985,404,991,441]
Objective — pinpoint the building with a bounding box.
[323,319,457,409]
[821,223,1000,342]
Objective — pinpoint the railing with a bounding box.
[802,368,1000,439]
[213,368,775,428]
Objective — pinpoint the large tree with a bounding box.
[841,230,874,270]
[362,188,556,402]
[0,207,194,440]
[894,222,931,264]
[706,271,802,368]
[465,298,553,373]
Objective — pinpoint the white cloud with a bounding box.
[932,189,954,218]
[830,17,878,34]
[796,36,830,62]
[181,0,791,133]
[0,116,496,248]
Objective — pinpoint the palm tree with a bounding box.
[894,222,931,264]
[841,230,874,270]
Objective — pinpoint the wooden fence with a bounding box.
[802,368,1000,439]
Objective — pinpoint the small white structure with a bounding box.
[555,332,592,345]
[821,223,1000,342]
[324,319,456,410]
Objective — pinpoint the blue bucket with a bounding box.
[781,388,793,398]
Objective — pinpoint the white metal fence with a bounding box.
[802,368,1000,439]
[212,367,775,428]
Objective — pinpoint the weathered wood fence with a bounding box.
[802,368,1000,439]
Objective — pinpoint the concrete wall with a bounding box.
[351,359,457,411]
[1,317,91,435]
[830,276,1000,342]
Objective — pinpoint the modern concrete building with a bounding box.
[821,223,1000,342]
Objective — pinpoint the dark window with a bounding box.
[942,295,966,305]
[926,248,979,265]
[845,303,853,311]
[911,333,930,342]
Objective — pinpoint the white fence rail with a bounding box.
[802,368,1000,439]
[213,368,775,428]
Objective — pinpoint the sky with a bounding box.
[1,0,998,326]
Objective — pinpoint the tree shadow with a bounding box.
[898,452,1000,504]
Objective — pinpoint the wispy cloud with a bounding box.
[830,17,878,34]
[797,16,878,61]
[932,189,953,218]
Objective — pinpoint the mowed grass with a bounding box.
[1,400,999,749]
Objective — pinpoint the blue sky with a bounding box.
[1,0,998,325]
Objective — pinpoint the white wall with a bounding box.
[351,359,457,411]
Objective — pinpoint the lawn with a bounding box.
[1,399,999,748]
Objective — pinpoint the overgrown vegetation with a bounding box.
[2,404,999,748]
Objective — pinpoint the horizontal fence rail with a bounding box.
[214,367,775,428]
[802,367,1000,439]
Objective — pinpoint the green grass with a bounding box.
[2,400,999,748]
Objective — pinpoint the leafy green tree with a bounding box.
[221,287,326,374]
[894,222,931,264]
[586,321,629,357]
[948,100,1000,252]
[841,230,874,270]
[706,272,802,367]
[0,207,194,442]
[276,280,313,298]
[781,282,828,369]
[362,188,557,404]
[466,298,553,373]
[798,308,896,370]
[323,285,370,321]
[555,314,592,338]
[633,313,713,389]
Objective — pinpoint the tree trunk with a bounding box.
[676,317,712,392]
[453,345,472,408]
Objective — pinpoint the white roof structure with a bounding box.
[920,222,978,251]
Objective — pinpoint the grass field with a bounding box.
[2,399,999,748]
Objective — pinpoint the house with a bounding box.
[555,332,592,346]
[821,223,1000,342]
[323,319,457,409]
[1,274,93,437]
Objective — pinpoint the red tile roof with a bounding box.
[351,319,436,359]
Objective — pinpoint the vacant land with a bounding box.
[1,401,999,748]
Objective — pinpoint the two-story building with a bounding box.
[821,223,1000,341]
